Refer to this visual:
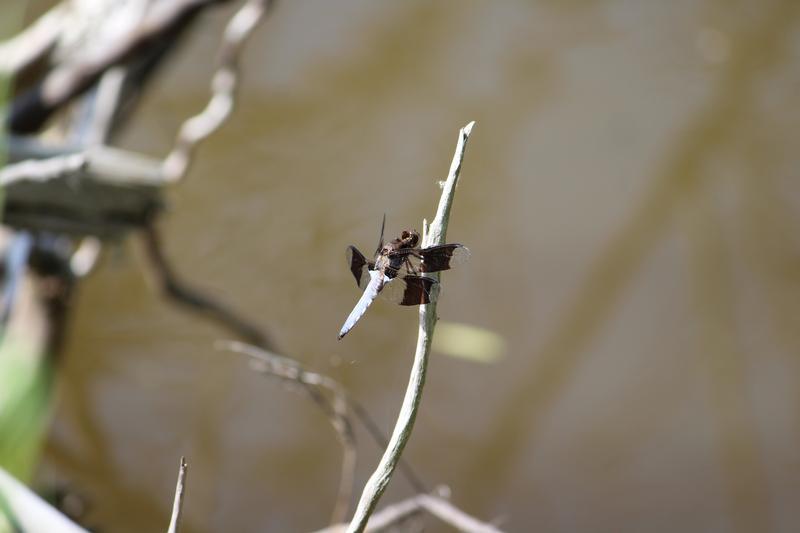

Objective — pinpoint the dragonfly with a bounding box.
[338,216,469,339]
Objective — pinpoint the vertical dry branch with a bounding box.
[346,122,475,533]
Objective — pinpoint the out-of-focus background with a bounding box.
[3,0,800,531]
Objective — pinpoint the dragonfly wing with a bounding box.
[380,275,438,306]
[345,245,373,289]
[419,244,470,273]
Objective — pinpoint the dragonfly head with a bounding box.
[399,229,419,248]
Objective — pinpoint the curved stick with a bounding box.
[346,121,475,532]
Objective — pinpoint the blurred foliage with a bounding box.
[0,338,52,483]
[433,321,505,363]
[0,0,49,490]
[0,480,22,533]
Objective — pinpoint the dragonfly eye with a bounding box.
[407,232,419,247]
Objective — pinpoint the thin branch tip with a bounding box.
[168,455,188,533]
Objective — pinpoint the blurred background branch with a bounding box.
[162,0,274,182]
[0,0,276,523]
[218,340,357,525]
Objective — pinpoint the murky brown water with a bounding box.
[13,1,800,531]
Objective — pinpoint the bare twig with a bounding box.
[0,153,88,187]
[82,66,129,145]
[167,456,188,533]
[0,3,66,75]
[346,122,475,533]
[7,0,204,133]
[2,0,274,233]
[2,144,164,187]
[315,487,504,533]
[216,340,356,524]
[161,0,274,182]
[217,339,428,523]
[416,494,503,533]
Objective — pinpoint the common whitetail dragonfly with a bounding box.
[338,217,469,339]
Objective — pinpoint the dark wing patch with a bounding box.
[419,244,470,273]
[380,275,438,306]
[345,246,373,289]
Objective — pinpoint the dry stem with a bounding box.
[346,121,475,532]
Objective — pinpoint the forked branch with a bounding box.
[316,487,504,533]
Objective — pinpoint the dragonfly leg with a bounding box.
[404,256,420,275]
